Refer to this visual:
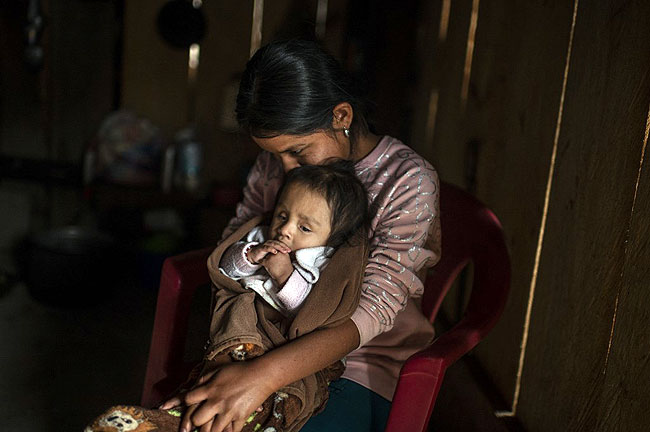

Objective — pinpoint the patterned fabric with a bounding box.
[86,404,299,432]
[222,136,441,400]
[85,406,182,432]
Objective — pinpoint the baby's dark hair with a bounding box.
[279,160,369,249]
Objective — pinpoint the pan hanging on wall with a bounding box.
[157,0,206,49]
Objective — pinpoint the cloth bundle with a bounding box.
[203,216,367,432]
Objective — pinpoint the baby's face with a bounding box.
[269,183,332,251]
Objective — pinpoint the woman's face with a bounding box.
[252,131,349,172]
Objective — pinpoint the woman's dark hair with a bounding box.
[278,159,369,249]
[236,39,370,146]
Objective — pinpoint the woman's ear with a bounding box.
[331,102,354,130]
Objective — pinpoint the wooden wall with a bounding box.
[121,0,349,186]
[0,0,119,234]
[122,0,250,185]
[0,0,117,162]
[412,0,650,429]
[119,1,650,428]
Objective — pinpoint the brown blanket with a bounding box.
[86,216,367,432]
[203,215,367,432]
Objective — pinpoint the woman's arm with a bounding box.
[176,319,360,432]
[351,160,441,346]
[257,317,360,385]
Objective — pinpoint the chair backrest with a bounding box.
[141,247,213,407]
[385,182,510,432]
[421,182,510,329]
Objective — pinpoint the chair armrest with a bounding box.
[141,247,213,407]
[385,320,486,432]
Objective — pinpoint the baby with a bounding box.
[219,159,369,316]
[202,159,370,431]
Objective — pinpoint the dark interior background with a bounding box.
[1,1,648,431]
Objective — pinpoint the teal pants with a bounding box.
[300,378,391,432]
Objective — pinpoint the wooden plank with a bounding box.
[1,1,117,160]
[411,0,473,186]
[121,0,189,138]
[261,0,313,44]
[592,120,650,431]
[409,0,442,161]
[411,0,575,406]
[359,0,421,141]
[466,0,575,408]
[319,0,350,58]
[517,0,650,430]
[0,2,48,158]
[193,0,255,184]
[47,0,118,161]
[598,122,650,430]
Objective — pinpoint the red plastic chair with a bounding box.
[141,246,214,408]
[141,182,511,431]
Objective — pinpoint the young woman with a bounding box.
[165,39,441,432]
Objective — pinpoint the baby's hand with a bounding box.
[262,251,293,286]
[247,240,291,265]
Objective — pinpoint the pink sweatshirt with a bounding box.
[221,136,441,400]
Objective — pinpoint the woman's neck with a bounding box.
[352,133,381,162]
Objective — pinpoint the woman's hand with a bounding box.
[177,359,275,432]
[160,320,360,432]
[159,358,230,410]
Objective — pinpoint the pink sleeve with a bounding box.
[220,152,283,241]
[276,270,312,312]
[219,241,261,279]
[351,164,441,347]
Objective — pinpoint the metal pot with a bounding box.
[25,226,118,307]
